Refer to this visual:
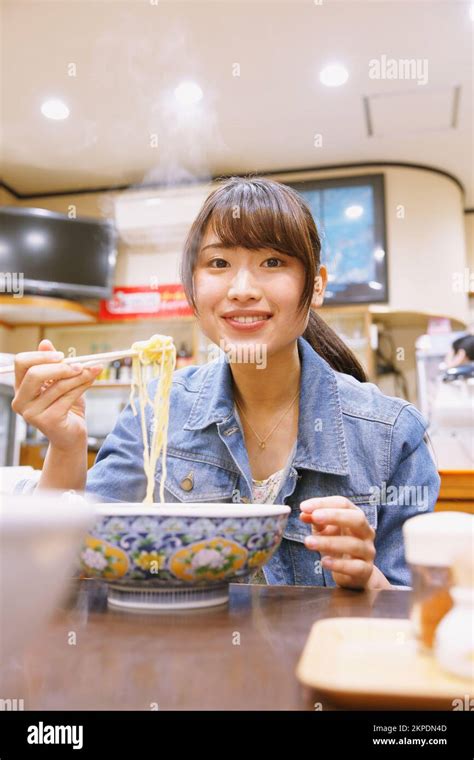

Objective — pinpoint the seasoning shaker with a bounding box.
[434,545,474,680]
[402,511,473,651]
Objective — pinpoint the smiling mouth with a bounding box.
[222,315,272,324]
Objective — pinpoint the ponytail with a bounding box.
[302,310,368,383]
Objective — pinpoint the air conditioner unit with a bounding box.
[114,185,210,249]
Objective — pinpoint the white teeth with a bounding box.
[229,315,269,323]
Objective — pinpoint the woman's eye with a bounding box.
[207,257,283,268]
[208,258,229,268]
[263,258,283,267]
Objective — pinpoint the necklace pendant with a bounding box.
[259,441,266,449]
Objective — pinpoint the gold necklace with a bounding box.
[234,389,300,450]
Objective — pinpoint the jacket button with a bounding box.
[180,472,194,491]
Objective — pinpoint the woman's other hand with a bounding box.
[299,496,391,590]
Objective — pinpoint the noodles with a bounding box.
[129,334,176,504]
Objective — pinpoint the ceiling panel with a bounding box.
[1,0,472,204]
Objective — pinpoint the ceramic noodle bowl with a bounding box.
[79,503,291,609]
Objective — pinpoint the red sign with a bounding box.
[99,285,193,320]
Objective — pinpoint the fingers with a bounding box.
[14,349,65,389]
[299,515,340,537]
[12,362,90,411]
[300,504,375,541]
[311,525,339,537]
[304,533,376,562]
[19,366,102,419]
[55,377,99,409]
[37,341,59,394]
[300,496,355,512]
[299,511,339,530]
[38,339,56,352]
[299,497,355,532]
[300,497,376,589]
[320,558,370,588]
[43,375,100,419]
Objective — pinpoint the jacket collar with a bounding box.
[184,336,349,476]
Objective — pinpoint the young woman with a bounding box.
[12,177,440,590]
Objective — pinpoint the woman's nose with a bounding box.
[227,269,261,299]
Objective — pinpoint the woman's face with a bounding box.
[192,226,326,357]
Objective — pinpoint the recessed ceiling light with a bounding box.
[25,231,46,248]
[174,81,203,105]
[41,99,70,120]
[319,64,349,88]
[345,204,364,219]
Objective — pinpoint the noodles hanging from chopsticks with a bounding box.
[129,334,176,503]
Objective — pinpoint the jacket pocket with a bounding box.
[283,495,378,543]
[160,452,239,503]
[348,497,378,530]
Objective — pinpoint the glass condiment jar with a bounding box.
[434,546,474,680]
[402,511,473,651]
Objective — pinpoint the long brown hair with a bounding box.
[180,176,367,382]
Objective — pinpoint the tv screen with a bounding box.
[288,174,388,305]
[0,206,117,299]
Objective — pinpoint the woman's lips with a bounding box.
[221,316,272,332]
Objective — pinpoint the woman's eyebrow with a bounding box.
[200,244,286,254]
[200,243,226,253]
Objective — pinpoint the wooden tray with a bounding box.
[296,617,473,709]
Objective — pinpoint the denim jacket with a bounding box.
[15,336,440,588]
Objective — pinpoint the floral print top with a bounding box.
[251,468,287,504]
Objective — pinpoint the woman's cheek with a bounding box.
[193,275,223,334]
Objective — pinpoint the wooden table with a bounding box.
[10,580,411,711]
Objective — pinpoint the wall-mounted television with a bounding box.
[288,174,388,305]
[0,206,117,299]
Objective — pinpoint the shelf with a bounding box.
[368,307,466,331]
[320,304,467,332]
[0,295,98,326]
